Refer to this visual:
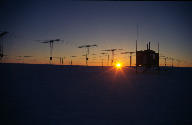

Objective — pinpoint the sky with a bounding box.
[0,0,192,66]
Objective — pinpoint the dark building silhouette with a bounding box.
[136,42,159,68]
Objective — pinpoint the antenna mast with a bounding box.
[136,24,139,71]
[0,31,8,62]
[136,24,138,52]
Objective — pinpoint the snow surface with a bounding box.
[1,64,192,125]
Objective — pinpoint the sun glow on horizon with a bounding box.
[115,62,122,69]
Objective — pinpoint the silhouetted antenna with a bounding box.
[136,25,139,72]
[100,52,107,55]
[136,40,137,52]
[59,57,65,65]
[23,56,33,58]
[160,56,168,67]
[107,54,110,66]
[164,57,168,67]
[16,55,33,63]
[100,50,110,66]
[37,38,63,64]
[60,57,62,64]
[149,41,151,50]
[78,44,97,66]
[121,51,135,67]
[0,31,8,37]
[70,56,77,66]
[170,57,174,68]
[136,25,138,51]
[17,55,33,58]
[62,57,65,64]
[100,52,107,67]
[0,31,8,62]
[102,49,123,66]
[102,49,115,65]
[45,56,64,65]
[157,42,160,70]
[167,57,175,68]
[101,49,123,65]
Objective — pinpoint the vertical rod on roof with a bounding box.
[158,42,160,71]
[136,24,138,52]
[136,24,139,72]
[149,42,150,50]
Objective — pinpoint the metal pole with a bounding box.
[136,40,137,72]
[130,55,131,67]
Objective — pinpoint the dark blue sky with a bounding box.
[1,0,192,66]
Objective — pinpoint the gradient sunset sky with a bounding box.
[1,0,192,66]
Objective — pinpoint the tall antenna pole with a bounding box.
[0,31,8,62]
[112,50,114,65]
[165,57,167,67]
[2,39,3,59]
[136,24,138,72]
[87,48,89,66]
[78,44,97,66]
[86,53,88,66]
[87,47,89,55]
[102,58,103,68]
[50,42,53,64]
[158,42,160,71]
[107,54,109,66]
[38,39,63,64]
[130,54,131,67]
[172,58,173,68]
[136,24,138,52]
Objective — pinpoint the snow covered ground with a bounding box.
[1,64,192,125]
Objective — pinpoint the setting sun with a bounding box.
[115,62,122,69]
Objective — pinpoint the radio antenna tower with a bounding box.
[78,44,97,66]
[37,38,63,64]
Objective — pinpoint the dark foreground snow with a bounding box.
[1,64,192,125]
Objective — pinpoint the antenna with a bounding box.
[59,57,65,65]
[160,56,168,67]
[149,42,150,50]
[167,57,175,68]
[0,31,8,62]
[157,42,160,69]
[70,56,77,66]
[37,38,63,64]
[78,44,97,66]
[16,55,33,64]
[136,25,139,71]
[102,48,123,66]
[171,57,174,68]
[121,51,135,67]
[136,24,139,52]
[137,24,139,42]
[100,52,107,67]
[62,57,65,65]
